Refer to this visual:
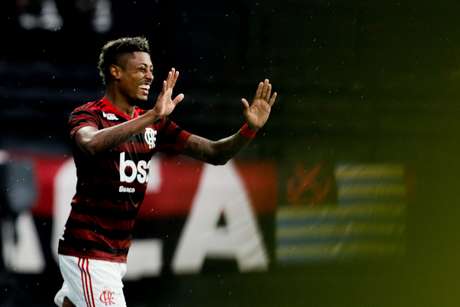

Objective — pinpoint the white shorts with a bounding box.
[54,255,127,307]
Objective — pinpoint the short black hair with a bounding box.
[98,36,150,85]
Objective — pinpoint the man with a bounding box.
[54,36,277,307]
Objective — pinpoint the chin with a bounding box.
[139,95,148,101]
[135,93,149,102]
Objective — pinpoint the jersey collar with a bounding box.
[99,96,142,121]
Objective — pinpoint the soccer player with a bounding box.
[54,36,278,307]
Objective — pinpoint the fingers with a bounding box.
[255,79,274,102]
[269,92,277,107]
[255,82,263,99]
[173,93,184,105]
[265,83,272,101]
[165,68,179,89]
[241,98,250,110]
[171,69,179,88]
[261,79,271,100]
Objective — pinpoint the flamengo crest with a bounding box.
[144,128,157,149]
[99,289,116,306]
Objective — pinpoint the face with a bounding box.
[112,51,154,103]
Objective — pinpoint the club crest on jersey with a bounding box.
[102,111,118,121]
[99,288,116,306]
[144,128,157,149]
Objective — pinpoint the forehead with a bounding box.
[118,51,152,67]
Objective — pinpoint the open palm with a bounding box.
[153,68,184,117]
[242,79,278,130]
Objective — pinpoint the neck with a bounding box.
[105,84,135,117]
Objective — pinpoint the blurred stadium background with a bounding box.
[0,0,459,306]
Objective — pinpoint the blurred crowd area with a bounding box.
[1,0,286,153]
[0,0,458,153]
[0,1,460,307]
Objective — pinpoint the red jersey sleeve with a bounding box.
[155,118,191,154]
[68,106,100,139]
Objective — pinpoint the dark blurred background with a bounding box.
[0,0,460,306]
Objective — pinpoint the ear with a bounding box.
[109,64,122,80]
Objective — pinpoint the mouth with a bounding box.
[139,84,150,96]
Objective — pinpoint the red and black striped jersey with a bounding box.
[58,96,191,262]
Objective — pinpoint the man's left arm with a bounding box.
[182,79,278,165]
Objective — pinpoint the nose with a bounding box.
[146,70,153,83]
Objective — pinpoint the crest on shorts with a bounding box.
[100,289,115,306]
[144,128,157,149]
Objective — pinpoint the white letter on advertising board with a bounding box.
[172,162,268,273]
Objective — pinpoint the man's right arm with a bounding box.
[75,110,160,155]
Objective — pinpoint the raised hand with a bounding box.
[241,79,278,130]
[153,68,184,117]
